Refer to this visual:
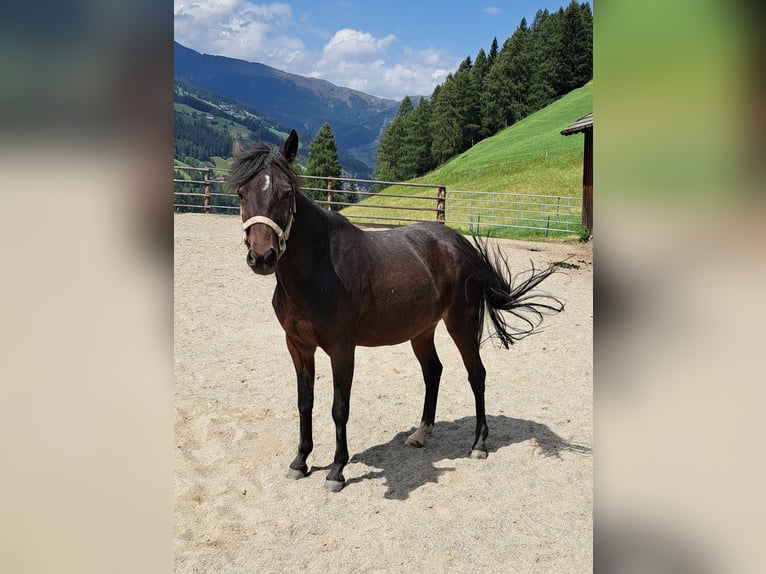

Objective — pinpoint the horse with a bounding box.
[230,130,564,492]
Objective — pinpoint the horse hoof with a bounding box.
[287,468,307,480]
[470,449,488,460]
[324,479,345,493]
[405,437,424,448]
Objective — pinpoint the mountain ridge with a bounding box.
[173,42,402,169]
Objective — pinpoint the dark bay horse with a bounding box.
[230,130,564,492]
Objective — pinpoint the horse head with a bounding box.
[229,130,300,275]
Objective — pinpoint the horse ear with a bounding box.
[280,129,299,163]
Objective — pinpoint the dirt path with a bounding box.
[174,213,592,573]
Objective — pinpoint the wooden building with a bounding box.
[561,112,593,233]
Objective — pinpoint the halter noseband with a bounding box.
[242,212,294,258]
[241,165,297,260]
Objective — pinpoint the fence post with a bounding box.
[436,186,446,223]
[326,179,333,211]
[203,167,210,214]
[582,128,593,233]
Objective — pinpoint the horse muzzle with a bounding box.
[242,213,293,275]
[247,247,278,275]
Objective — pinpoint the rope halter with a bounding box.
[242,212,294,259]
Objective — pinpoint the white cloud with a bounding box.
[377,48,456,98]
[321,29,396,61]
[308,34,458,99]
[306,28,397,94]
[174,2,460,99]
[484,6,502,15]
[174,1,307,67]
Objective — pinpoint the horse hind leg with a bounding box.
[445,307,489,459]
[405,327,443,448]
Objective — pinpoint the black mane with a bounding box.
[228,143,300,192]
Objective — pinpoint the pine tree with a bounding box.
[481,37,513,135]
[374,96,416,184]
[410,97,433,175]
[473,48,490,86]
[506,18,531,125]
[558,1,592,94]
[307,123,342,199]
[472,49,492,140]
[576,3,593,85]
[430,79,462,165]
[454,57,480,150]
[395,96,419,180]
[488,37,499,68]
[527,8,562,112]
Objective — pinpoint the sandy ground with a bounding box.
[174,213,593,573]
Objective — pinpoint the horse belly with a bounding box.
[355,285,445,346]
[355,316,440,346]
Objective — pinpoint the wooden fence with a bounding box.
[301,175,446,225]
[173,166,235,213]
[173,166,582,236]
[173,167,446,223]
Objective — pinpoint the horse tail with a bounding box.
[468,235,565,349]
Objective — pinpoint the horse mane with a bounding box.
[227,142,301,192]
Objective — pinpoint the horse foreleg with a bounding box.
[326,348,355,492]
[286,337,316,479]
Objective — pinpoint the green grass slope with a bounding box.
[342,81,592,237]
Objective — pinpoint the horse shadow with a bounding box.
[341,415,592,499]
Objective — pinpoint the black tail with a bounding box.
[470,235,565,348]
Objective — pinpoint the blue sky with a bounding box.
[174,1,587,100]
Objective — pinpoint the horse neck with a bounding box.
[275,190,330,290]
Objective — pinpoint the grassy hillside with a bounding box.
[342,82,592,238]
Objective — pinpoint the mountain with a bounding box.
[174,79,293,161]
[173,42,400,170]
[174,80,376,178]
